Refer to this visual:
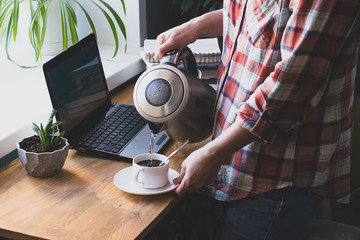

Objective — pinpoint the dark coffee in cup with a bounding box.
[137,159,162,167]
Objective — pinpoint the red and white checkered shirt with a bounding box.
[208,0,360,203]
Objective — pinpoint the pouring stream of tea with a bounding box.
[148,132,157,166]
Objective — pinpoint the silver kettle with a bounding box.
[133,47,216,143]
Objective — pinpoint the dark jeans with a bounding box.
[145,187,323,240]
[221,187,324,240]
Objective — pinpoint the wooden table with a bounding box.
[0,82,207,240]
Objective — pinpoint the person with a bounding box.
[154,1,360,239]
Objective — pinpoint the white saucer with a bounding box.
[113,167,179,195]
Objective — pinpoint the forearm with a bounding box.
[188,9,223,40]
[204,123,257,163]
[173,123,256,195]
[154,9,223,61]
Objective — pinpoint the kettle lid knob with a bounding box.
[145,79,172,106]
[133,65,185,122]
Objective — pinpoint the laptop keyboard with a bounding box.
[77,104,147,154]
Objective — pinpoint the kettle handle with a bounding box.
[160,47,199,77]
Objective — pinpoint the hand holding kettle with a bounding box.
[154,22,198,62]
[133,47,216,143]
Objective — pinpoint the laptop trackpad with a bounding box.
[120,125,170,159]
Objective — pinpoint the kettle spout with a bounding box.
[147,121,166,134]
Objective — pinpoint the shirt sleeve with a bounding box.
[235,0,360,143]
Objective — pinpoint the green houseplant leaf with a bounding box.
[0,0,127,67]
[32,109,65,152]
[98,0,127,54]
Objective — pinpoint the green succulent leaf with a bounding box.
[48,109,56,123]
[32,122,41,135]
[53,131,65,147]
[31,110,65,151]
[51,122,62,131]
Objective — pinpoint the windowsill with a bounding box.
[0,44,146,160]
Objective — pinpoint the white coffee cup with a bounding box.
[132,153,169,188]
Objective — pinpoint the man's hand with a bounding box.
[173,123,257,196]
[154,23,197,61]
[154,9,223,61]
[173,144,223,196]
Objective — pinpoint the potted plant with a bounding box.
[17,109,69,177]
[0,0,126,66]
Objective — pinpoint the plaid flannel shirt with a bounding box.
[208,0,360,203]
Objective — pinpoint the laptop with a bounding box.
[42,33,170,162]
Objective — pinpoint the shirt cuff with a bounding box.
[236,104,277,143]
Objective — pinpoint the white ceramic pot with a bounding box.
[17,136,69,178]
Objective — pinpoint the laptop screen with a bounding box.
[43,34,111,135]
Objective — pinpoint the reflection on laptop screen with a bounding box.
[45,39,109,134]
